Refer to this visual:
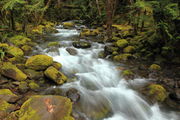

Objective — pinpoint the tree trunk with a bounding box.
[96,0,101,16]
[106,0,117,40]
[10,10,15,31]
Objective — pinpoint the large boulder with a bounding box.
[0,89,19,103]
[44,66,67,85]
[25,55,53,70]
[18,95,74,120]
[9,35,31,47]
[1,62,27,81]
[115,39,128,48]
[72,41,91,49]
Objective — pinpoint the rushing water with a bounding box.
[44,26,179,120]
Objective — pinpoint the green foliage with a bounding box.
[0,49,5,60]
[1,0,25,10]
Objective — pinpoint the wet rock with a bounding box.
[28,82,40,91]
[169,89,180,102]
[66,88,80,103]
[44,88,62,95]
[98,51,106,58]
[1,62,27,81]
[18,95,74,120]
[18,81,29,93]
[24,69,44,80]
[72,41,91,49]
[66,48,78,55]
[0,89,19,103]
[47,42,60,47]
[113,54,134,62]
[63,22,75,28]
[21,45,33,54]
[141,84,167,103]
[25,55,53,70]
[44,66,67,85]
[52,61,62,70]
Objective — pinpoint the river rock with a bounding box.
[18,95,74,120]
[0,89,19,103]
[52,61,62,70]
[72,41,91,49]
[1,62,27,81]
[63,22,75,28]
[66,48,78,55]
[24,69,44,80]
[44,66,67,85]
[104,45,118,55]
[66,88,80,103]
[25,55,53,70]
[6,46,24,57]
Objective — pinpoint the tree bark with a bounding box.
[10,10,15,31]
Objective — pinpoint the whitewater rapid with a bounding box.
[45,26,179,120]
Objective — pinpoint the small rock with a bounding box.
[72,41,91,49]
[0,89,19,103]
[66,88,80,103]
[66,48,78,55]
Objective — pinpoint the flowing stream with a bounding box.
[42,25,179,120]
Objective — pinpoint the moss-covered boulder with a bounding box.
[18,81,29,93]
[44,66,67,85]
[142,84,167,102]
[80,29,100,37]
[123,46,135,53]
[47,42,60,47]
[0,99,16,118]
[104,45,119,55]
[52,62,62,70]
[28,82,40,91]
[0,43,9,49]
[0,89,19,103]
[18,95,74,120]
[149,64,161,71]
[1,62,27,81]
[122,70,134,80]
[9,35,31,47]
[115,39,128,48]
[24,69,44,80]
[113,54,133,62]
[63,22,74,28]
[25,55,53,70]
[21,45,33,54]
[72,41,91,49]
[6,46,24,57]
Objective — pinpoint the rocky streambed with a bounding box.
[0,22,179,120]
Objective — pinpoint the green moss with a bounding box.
[9,35,31,47]
[112,36,120,41]
[29,82,39,90]
[32,25,45,35]
[116,39,128,48]
[19,81,28,91]
[44,66,67,85]
[149,64,161,71]
[52,62,62,70]
[63,22,74,28]
[0,43,9,49]
[148,84,167,102]
[113,54,133,62]
[0,89,16,96]
[21,45,33,53]
[123,46,135,53]
[47,42,60,47]
[24,69,43,80]
[0,99,12,111]
[1,62,27,81]
[6,46,24,57]
[25,55,53,70]
[122,70,134,76]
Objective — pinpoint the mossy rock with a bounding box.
[9,35,31,47]
[47,42,60,47]
[0,89,19,103]
[28,82,40,91]
[146,84,167,102]
[72,41,91,49]
[122,70,134,80]
[104,45,119,55]
[1,62,27,81]
[0,43,9,49]
[18,81,29,93]
[80,29,99,37]
[25,55,53,70]
[52,62,62,70]
[6,46,24,57]
[21,45,33,54]
[32,25,45,35]
[98,51,106,58]
[123,46,135,53]
[8,56,26,64]
[18,95,74,120]
[44,66,67,85]
[0,99,16,114]
[113,54,133,62]
[149,64,161,71]
[24,69,44,80]
[63,22,74,28]
[115,39,128,48]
